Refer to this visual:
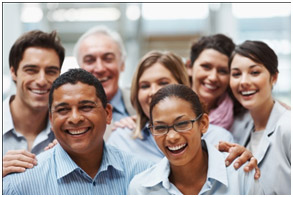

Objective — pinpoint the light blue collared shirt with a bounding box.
[110,89,130,121]
[107,123,234,163]
[3,95,55,155]
[128,140,264,195]
[3,143,153,195]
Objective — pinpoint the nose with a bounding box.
[166,128,180,143]
[93,58,106,74]
[208,69,218,82]
[36,71,47,87]
[149,84,160,98]
[68,108,84,125]
[240,73,250,88]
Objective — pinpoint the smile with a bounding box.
[203,83,217,90]
[30,89,50,95]
[98,76,111,83]
[240,90,257,96]
[167,143,187,153]
[66,127,90,135]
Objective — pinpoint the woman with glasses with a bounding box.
[107,50,259,176]
[128,84,263,195]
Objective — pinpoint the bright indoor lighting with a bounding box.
[232,3,291,18]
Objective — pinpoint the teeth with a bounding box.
[67,128,88,135]
[98,77,109,83]
[204,83,217,90]
[168,144,186,151]
[241,90,256,96]
[31,89,48,94]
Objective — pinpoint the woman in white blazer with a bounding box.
[229,40,291,195]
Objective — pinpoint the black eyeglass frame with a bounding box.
[148,113,203,136]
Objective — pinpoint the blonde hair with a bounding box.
[131,51,190,139]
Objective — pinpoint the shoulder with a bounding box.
[203,124,234,144]
[106,144,154,172]
[269,103,291,139]
[107,127,134,147]
[3,148,55,194]
[128,158,168,195]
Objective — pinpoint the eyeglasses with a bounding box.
[148,114,202,136]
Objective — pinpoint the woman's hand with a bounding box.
[112,115,137,131]
[217,141,260,179]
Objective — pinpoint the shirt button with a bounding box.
[93,181,96,186]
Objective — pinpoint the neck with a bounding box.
[10,96,48,137]
[250,98,274,131]
[169,149,208,195]
[68,143,104,179]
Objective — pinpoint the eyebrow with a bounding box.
[22,65,60,70]
[154,115,184,124]
[231,64,260,70]
[53,100,98,109]
[22,65,38,69]
[79,100,98,105]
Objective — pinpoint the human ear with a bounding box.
[199,113,209,135]
[271,72,278,86]
[105,103,113,124]
[10,66,17,82]
[185,59,193,78]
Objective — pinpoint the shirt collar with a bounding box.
[55,144,80,180]
[204,140,228,187]
[3,95,52,136]
[3,95,15,135]
[141,157,171,188]
[140,140,229,189]
[55,143,124,180]
[109,89,126,115]
[97,143,124,173]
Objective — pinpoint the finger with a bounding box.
[5,150,36,159]
[3,154,37,165]
[44,143,54,151]
[3,159,35,170]
[113,122,125,129]
[243,157,260,179]
[125,119,136,129]
[52,139,58,145]
[217,141,234,152]
[225,146,245,168]
[3,166,26,177]
[233,148,253,170]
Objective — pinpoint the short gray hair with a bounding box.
[73,25,127,65]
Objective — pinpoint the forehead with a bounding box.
[52,82,99,104]
[153,97,193,116]
[139,63,178,82]
[20,47,60,67]
[231,54,260,69]
[196,49,228,65]
[79,34,120,55]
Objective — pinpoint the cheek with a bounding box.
[154,136,165,149]
[220,76,229,88]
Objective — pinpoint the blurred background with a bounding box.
[3,2,291,105]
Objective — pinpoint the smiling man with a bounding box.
[74,26,135,122]
[3,30,65,177]
[3,69,152,195]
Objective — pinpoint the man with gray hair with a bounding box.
[73,26,135,125]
